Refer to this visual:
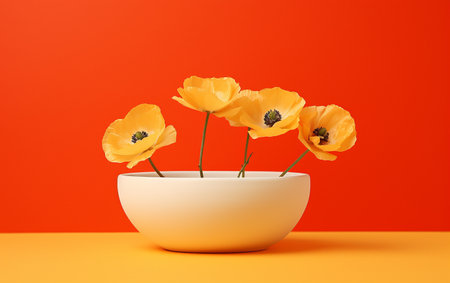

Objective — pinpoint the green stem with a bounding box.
[198,111,211,178]
[148,158,164,177]
[279,149,310,177]
[237,153,253,178]
[242,128,250,177]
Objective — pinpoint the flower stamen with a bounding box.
[264,109,282,127]
[131,131,148,143]
[313,127,329,144]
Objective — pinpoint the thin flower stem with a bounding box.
[198,111,211,178]
[242,128,250,177]
[237,152,253,178]
[148,158,164,177]
[279,149,310,177]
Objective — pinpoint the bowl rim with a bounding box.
[118,171,309,180]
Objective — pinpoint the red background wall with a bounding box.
[1,0,449,232]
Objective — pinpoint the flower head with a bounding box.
[298,105,356,161]
[172,76,240,116]
[221,87,305,139]
[102,104,176,168]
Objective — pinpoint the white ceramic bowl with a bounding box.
[118,171,310,252]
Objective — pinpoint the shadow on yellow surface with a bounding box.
[260,236,396,254]
[148,233,398,255]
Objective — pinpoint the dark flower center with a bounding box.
[131,131,148,143]
[264,109,282,127]
[313,127,329,145]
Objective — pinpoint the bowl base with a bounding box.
[161,246,269,254]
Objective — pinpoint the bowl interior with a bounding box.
[120,171,307,179]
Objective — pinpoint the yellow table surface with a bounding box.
[1,232,449,283]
